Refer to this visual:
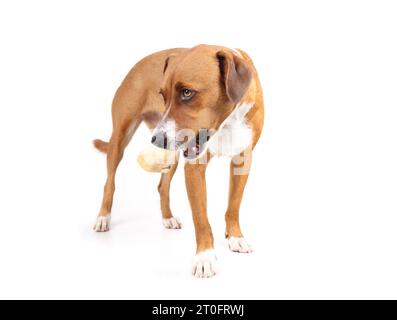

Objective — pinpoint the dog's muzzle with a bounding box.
[151,121,213,159]
[180,129,212,159]
[151,119,181,151]
[151,129,179,150]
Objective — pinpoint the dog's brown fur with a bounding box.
[93,44,264,277]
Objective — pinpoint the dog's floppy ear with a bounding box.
[216,50,253,103]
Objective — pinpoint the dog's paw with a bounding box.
[192,249,219,278]
[93,215,111,232]
[162,217,182,229]
[227,237,253,253]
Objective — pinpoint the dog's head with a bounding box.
[152,45,253,159]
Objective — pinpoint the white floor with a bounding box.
[1,121,397,299]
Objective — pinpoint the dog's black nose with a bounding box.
[151,132,168,149]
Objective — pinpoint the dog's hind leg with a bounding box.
[157,152,181,229]
[93,115,141,232]
[141,110,182,229]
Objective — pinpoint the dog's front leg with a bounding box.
[184,161,218,278]
[225,148,254,253]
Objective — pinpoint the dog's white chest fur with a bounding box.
[208,102,253,157]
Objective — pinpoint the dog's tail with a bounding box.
[93,139,109,154]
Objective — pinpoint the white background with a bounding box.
[0,0,396,299]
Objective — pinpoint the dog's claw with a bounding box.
[162,217,182,229]
[93,215,111,232]
[227,237,253,253]
[192,250,219,278]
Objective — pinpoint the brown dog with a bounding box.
[93,44,264,277]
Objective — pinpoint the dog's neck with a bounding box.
[207,101,254,158]
[225,101,254,124]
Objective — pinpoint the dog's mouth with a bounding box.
[182,129,213,160]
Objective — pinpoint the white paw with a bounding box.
[93,215,111,232]
[228,237,253,253]
[192,249,219,278]
[162,217,182,229]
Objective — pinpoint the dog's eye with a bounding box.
[180,88,195,101]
